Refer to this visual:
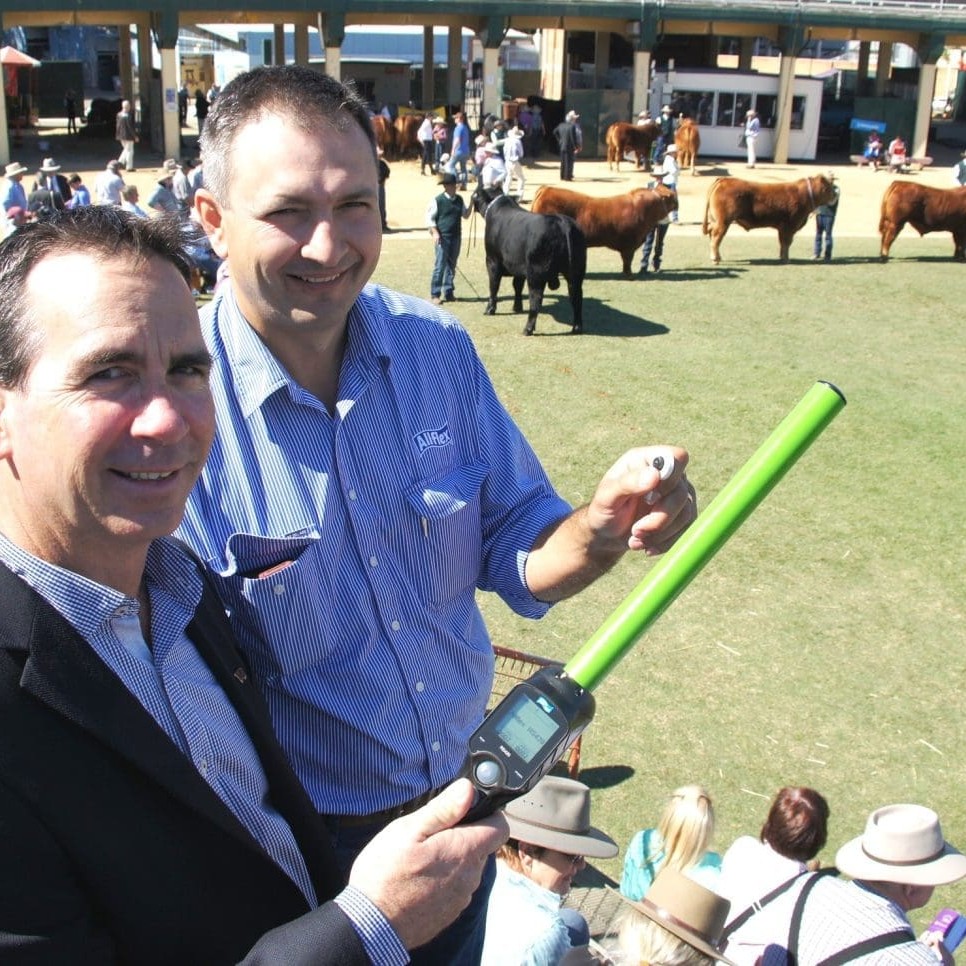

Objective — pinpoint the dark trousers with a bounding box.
[640,222,670,272]
[325,817,496,965]
[559,149,575,181]
[420,140,434,173]
[814,214,835,260]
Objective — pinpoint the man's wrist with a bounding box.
[334,886,409,965]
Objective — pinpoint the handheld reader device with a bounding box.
[463,381,846,823]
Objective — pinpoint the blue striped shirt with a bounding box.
[178,281,571,814]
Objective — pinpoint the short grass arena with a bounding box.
[371,153,966,929]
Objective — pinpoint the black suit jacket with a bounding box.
[0,561,368,965]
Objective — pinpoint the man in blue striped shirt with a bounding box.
[0,207,506,964]
[185,66,695,964]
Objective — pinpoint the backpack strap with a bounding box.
[786,868,841,965]
[816,928,916,966]
[721,871,808,941]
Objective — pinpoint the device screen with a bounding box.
[495,689,560,763]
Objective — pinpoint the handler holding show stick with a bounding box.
[182,64,696,964]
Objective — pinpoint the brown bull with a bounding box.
[674,119,700,175]
[879,181,966,261]
[702,174,836,263]
[606,121,658,173]
[393,114,421,160]
[532,184,678,276]
[370,115,395,159]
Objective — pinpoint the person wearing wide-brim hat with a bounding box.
[2,161,30,214]
[613,867,738,965]
[767,804,966,966]
[481,776,617,966]
[31,157,72,208]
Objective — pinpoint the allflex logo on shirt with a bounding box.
[414,424,453,455]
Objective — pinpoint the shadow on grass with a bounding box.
[477,295,670,338]
[587,267,745,283]
[577,764,636,789]
[573,863,620,890]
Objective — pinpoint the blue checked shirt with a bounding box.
[0,535,407,965]
[178,282,571,814]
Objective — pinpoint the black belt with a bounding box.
[325,786,442,829]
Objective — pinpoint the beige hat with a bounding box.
[665,145,678,154]
[836,804,966,887]
[507,126,524,137]
[614,868,738,965]
[505,776,617,859]
[40,157,62,173]
[4,161,28,178]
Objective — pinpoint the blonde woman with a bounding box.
[621,785,721,901]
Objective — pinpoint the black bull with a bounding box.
[470,186,587,335]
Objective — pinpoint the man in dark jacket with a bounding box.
[553,110,582,181]
[0,206,506,965]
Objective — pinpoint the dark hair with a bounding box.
[760,787,830,863]
[199,64,376,205]
[0,207,193,389]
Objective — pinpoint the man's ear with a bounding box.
[194,188,229,260]
[0,389,13,460]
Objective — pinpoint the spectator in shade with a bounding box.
[718,786,830,965]
[622,785,722,901]
[482,776,618,966]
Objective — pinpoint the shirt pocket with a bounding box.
[403,459,488,608]
[218,530,334,677]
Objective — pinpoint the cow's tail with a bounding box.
[702,179,722,235]
[878,180,900,234]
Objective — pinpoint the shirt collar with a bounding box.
[209,282,392,418]
[0,533,202,644]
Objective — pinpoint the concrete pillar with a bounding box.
[0,79,9,167]
[422,26,434,109]
[874,41,892,95]
[273,25,285,65]
[773,51,797,163]
[294,25,309,66]
[857,42,871,96]
[633,49,652,117]
[319,12,345,81]
[325,47,341,81]
[482,47,500,119]
[738,37,755,71]
[913,62,936,157]
[447,26,463,110]
[160,45,180,160]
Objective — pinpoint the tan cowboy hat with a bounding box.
[40,157,61,173]
[613,868,738,965]
[4,161,28,177]
[507,126,524,138]
[505,776,618,859]
[665,145,678,154]
[836,804,966,887]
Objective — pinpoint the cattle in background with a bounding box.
[370,115,395,159]
[470,186,586,335]
[531,184,678,277]
[878,181,966,261]
[674,119,701,175]
[702,174,836,263]
[606,121,659,173]
[393,114,422,160]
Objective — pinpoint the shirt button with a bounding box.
[348,489,357,501]
[415,681,425,692]
[273,584,285,596]
[431,741,441,752]
[369,556,378,568]
[198,760,208,776]
[390,620,401,631]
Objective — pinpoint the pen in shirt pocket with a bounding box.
[421,517,429,538]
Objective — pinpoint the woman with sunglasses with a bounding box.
[482,775,618,965]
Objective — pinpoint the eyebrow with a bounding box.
[77,347,213,371]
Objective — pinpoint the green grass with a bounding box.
[372,229,966,925]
